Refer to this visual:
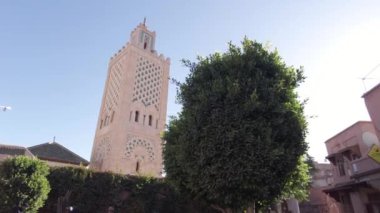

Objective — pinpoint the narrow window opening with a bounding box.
[135,161,140,173]
[135,111,139,122]
[144,42,147,49]
[143,115,146,125]
[111,111,115,123]
[148,115,153,126]
[337,155,346,176]
[156,119,158,129]
[105,116,108,126]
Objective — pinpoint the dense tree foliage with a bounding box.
[0,156,50,212]
[280,156,311,201]
[163,38,308,211]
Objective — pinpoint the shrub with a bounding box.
[0,156,50,212]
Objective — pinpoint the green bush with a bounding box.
[41,167,217,213]
[0,156,50,212]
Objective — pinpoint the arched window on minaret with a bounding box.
[111,111,115,123]
[148,115,152,126]
[143,35,149,50]
[135,111,139,122]
[135,161,140,173]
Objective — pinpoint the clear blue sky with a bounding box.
[1,0,380,162]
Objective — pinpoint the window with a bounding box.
[135,161,140,173]
[143,35,149,50]
[352,154,360,160]
[156,119,158,129]
[135,111,139,122]
[105,116,109,126]
[111,111,115,123]
[337,155,346,176]
[148,115,152,126]
[143,115,146,125]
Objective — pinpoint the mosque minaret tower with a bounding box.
[90,20,170,177]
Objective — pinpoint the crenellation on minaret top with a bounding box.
[110,23,170,62]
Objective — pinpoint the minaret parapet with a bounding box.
[159,54,165,61]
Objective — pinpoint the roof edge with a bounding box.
[362,82,380,98]
[38,156,89,166]
[28,141,89,163]
[324,121,373,144]
[0,144,27,149]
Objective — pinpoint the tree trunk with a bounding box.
[211,204,226,213]
[247,202,255,213]
[210,205,236,213]
[225,208,233,213]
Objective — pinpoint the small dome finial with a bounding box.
[143,17,146,26]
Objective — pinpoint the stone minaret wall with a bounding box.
[90,23,170,177]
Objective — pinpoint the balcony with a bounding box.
[330,164,352,185]
[351,156,380,177]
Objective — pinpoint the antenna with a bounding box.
[49,136,55,144]
[361,63,380,91]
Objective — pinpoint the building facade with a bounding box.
[90,22,170,177]
[299,163,340,213]
[363,83,380,139]
[324,83,380,213]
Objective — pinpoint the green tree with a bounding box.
[280,156,311,201]
[0,156,50,212]
[163,38,308,212]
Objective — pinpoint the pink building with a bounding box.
[324,83,380,213]
[363,83,380,139]
[300,163,340,213]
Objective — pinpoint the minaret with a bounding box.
[90,21,170,177]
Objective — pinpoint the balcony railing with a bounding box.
[329,155,380,186]
[351,156,380,177]
[333,172,351,184]
[331,165,351,185]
